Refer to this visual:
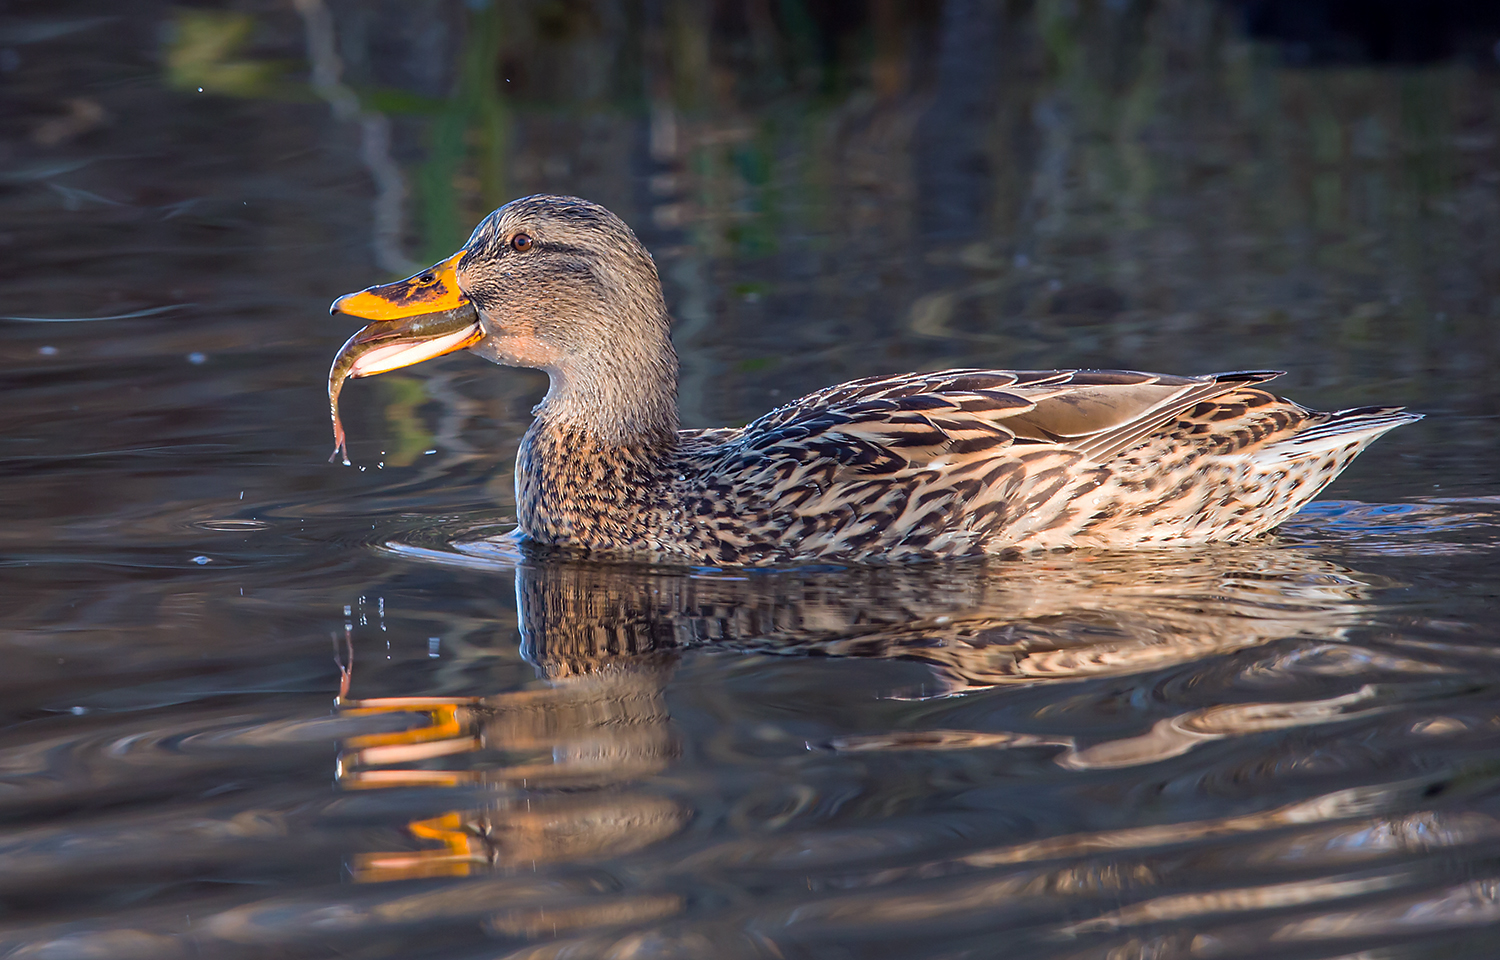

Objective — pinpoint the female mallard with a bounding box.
[328,195,1418,565]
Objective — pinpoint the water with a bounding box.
[4,2,1500,957]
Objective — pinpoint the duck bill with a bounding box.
[332,251,468,323]
[329,252,481,378]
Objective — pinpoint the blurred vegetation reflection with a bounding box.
[182,0,1500,489]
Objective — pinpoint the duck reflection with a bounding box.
[338,541,1382,884]
[501,542,1377,693]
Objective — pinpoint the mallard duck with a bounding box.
[328,194,1419,565]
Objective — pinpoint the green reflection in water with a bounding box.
[164,10,288,98]
[380,376,435,468]
[417,1,509,262]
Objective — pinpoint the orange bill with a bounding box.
[331,251,468,321]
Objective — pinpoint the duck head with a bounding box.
[330,195,679,445]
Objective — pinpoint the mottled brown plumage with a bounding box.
[330,194,1420,565]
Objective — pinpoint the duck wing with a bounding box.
[996,369,1287,462]
[734,368,1287,474]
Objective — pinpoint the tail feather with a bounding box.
[1277,405,1422,459]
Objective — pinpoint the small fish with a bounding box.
[328,343,356,466]
[327,302,481,465]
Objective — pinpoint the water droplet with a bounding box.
[70,706,87,715]
[38,345,57,356]
[190,555,210,565]
[187,352,206,364]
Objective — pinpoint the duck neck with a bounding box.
[514,330,680,549]
[532,346,680,451]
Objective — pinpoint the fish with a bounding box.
[327,302,481,465]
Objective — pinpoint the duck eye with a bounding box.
[417,272,435,284]
[511,233,533,253]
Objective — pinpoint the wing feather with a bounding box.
[721,369,1290,492]
[999,370,1286,461]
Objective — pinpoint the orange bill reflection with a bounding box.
[336,669,683,883]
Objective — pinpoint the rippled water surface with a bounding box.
[5,3,1500,958]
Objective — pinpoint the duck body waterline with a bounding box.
[328,195,1419,566]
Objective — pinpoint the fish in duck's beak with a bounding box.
[327,251,481,463]
[330,251,481,375]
